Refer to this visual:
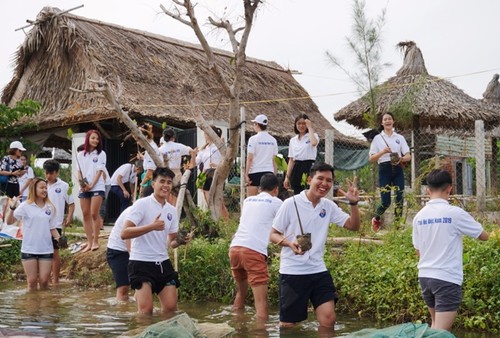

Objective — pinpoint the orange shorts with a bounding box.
[229,246,268,286]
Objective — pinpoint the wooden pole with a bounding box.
[240,107,246,210]
[475,120,486,211]
[325,129,334,200]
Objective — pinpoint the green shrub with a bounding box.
[0,240,22,280]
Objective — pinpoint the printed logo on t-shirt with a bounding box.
[319,208,326,218]
[395,139,400,144]
[55,188,62,193]
[167,213,173,221]
[45,209,52,216]
[93,157,98,163]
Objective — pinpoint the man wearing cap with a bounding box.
[0,141,27,198]
[245,114,278,197]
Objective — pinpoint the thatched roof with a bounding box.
[2,6,361,145]
[481,74,500,137]
[334,41,499,131]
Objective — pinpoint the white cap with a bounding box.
[9,141,26,151]
[251,114,268,126]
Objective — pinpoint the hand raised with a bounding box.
[151,214,165,231]
[345,176,360,203]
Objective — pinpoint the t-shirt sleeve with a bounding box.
[13,202,27,219]
[181,144,191,156]
[65,184,75,205]
[247,137,256,155]
[455,208,484,238]
[369,135,380,155]
[288,138,295,159]
[168,210,179,234]
[126,200,146,226]
[400,136,410,155]
[96,151,107,171]
[273,138,278,155]
[272,200,290,234]
[329,201,350,227]
[27,167,35,179]
[49,206,57,229]
[313,133,320,144]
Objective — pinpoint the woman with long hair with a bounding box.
[283,113,319,194]
[77,130,107,252]
[369,112,411,231]
[7,178,60,291]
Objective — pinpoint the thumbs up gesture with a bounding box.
[151,214,165,231]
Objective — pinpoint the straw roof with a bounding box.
[2,6,361,145]
[334,41,499,131]
[481,74,500,137]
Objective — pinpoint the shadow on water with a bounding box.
[0,281,495,337]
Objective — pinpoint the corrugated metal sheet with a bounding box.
[435,135,492,158]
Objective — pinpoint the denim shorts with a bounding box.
[21,252,54,260]
[78,190,105,199]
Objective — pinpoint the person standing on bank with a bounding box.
[245,114,278,197]
[18,154,35,202]
[229,173,283,320]
[0,141,27,197]
[413,169,489,331]
[270,162,360,330]
[121,167,188,315]
[77,130,107,252]
[284,113,319,194]
[369,112,411,232]
[109,162,140,214]
[7,178,60,291]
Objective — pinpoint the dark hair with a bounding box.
[141,185,154,198]
[309,162,334,178]
[256,123,267,131]
[83,129,103,155]
[259,173,279,191]
[211,126,222,138]
[293,113,309,134]
[153,167,175,180]
[43,159,60,173]
[426,169,452,190]
[8,148,19,156]
[77,144,84,152]
[163,128,176,141]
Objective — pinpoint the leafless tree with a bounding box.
[161,0,262,220]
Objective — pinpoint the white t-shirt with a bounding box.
[247,131,278,174]
[143,140,160,171]
[288,133,319,161]
[18,166,35,198]
[107,207,131,252]
[110,163,136,186]
[125,195,179,262]
[195,143,222,172]
[412,198,484,285]
[14,201,57,254]
[272,191,349,275]
[369,131,410,164]
[77,149,107,192]
[47,179,74,229]
[230,192,283,256]
[159,141,191,170]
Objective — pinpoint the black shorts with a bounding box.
[5,182,20,198]
[128,259,180,294]
[248,172,274,187]
[52,228,62,250]
[21,252,54,260]
[419,277,462,312]
[290,160,315,189]
[279,271,339,323]
[107,248,130,288]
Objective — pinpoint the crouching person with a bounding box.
[121,167,189,314]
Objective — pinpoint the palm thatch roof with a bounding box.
[481,74,500,137]
[2,6,362,145]
[334,41,499,131]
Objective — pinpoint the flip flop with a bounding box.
[69,243,83,254]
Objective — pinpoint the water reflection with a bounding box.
[0,282,495,337]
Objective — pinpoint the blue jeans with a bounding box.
[376,162,404,219]
[110,185,131,214]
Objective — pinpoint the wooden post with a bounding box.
[411,130,416,190]
[173,168,192,271]
[240,107,246,210]
[475,120,486,211]
[325,129,334,199]
[492,138,498,195]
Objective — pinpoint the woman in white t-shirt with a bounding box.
[77,129,107,252]
[195,126,228,219]
[18,154,35,202]
[284,113,319,195]
[7,178,60,291]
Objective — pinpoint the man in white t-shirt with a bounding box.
[270,162,360,329]
[412,169,489,331]
[245,114,278,197]
[43,160,75,284]
[121,167,189,314]
[229,173,283,320]
[109,163,141,213]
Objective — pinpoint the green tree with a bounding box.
[0,100,41,152]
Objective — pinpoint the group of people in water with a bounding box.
[0,111,492,332]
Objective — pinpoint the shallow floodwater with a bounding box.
[0,282,495,337]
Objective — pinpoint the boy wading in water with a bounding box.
[121,167,189,314]
[412,169,489,331]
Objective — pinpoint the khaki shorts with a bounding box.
[229,246,268,286]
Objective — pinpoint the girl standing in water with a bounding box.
[7,178,60,291]
[77,130,107,252]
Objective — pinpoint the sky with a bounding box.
[1,0,499,138]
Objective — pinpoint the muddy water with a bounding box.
[0,281,495,337]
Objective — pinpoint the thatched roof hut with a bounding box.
[334,41,499,131]
[481,74,500,137]
[2,6,360,146]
